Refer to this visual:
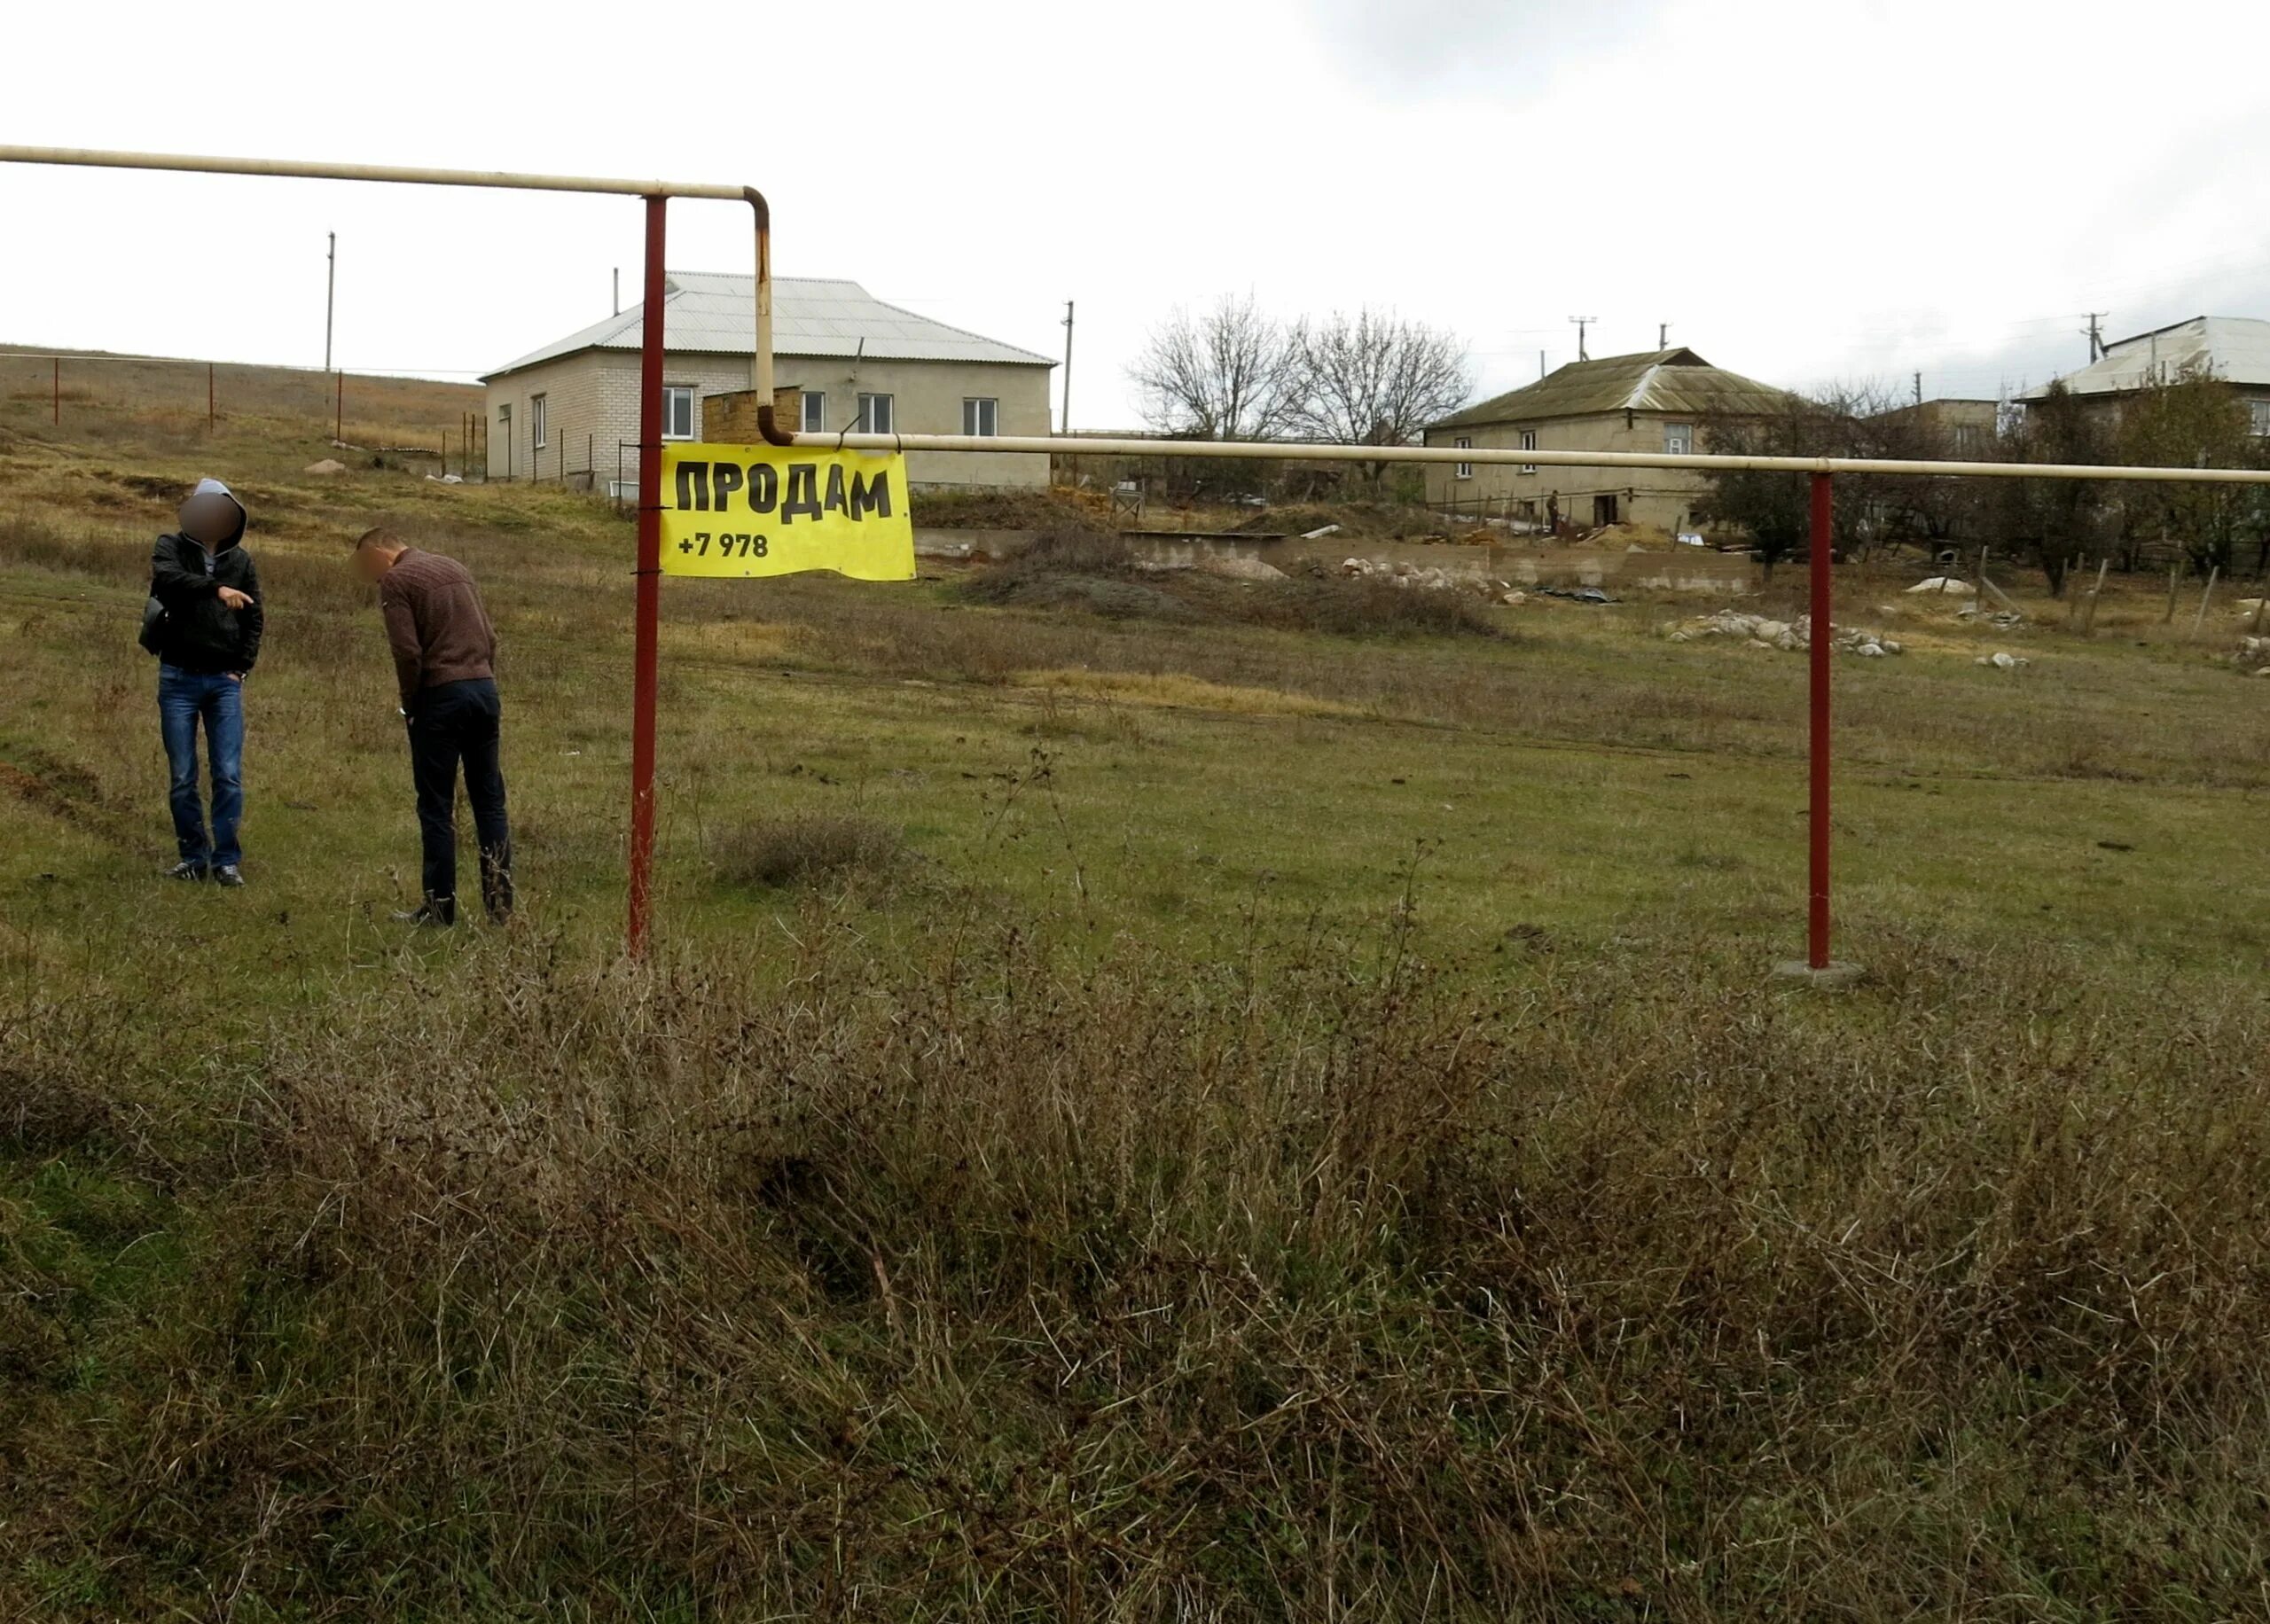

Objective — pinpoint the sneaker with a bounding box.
[391,894,458,927]
[212,865,246,887]
[165,861,207,882]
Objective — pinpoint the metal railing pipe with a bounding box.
[803,432,2270,487]
[0,144,748,200]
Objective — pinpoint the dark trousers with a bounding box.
[407,678,512,915]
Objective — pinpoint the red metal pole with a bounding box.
[1808,471,1834,970]
[629,194,667,956]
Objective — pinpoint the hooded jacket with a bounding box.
[149,478,263,675]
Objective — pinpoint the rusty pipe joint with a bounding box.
[744,187,793,447]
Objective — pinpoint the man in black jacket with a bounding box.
[150,479,263,885]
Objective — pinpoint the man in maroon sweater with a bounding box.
[352,527,513,925]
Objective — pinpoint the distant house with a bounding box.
[482,274,1056,491]
[1875,396,2000,455]
[1420,347,1789,533]
[2023,316,2270,435]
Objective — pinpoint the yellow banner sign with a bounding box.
[659,444,915,581]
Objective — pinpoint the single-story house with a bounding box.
[2023,316,2270,435]
[1421,347,1789,533]
[482,273,1056,490]
[1875,396,2000,455]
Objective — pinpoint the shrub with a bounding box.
[714,812,904,890]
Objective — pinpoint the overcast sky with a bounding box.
[6,0,2267,428]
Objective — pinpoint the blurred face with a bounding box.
[352,543,398,583]
[177,490,239,548]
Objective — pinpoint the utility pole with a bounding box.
[2082,311,2107,363]
[613,267,620,316]
[1658,321,1668,350]
[1061,300,1075,434]
[1914,371,1923,406]
[324,231,336,373]
[1539,348,1546,379]
[1569,316,1596,362]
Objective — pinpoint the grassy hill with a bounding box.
[1,343,481,469]
[4,386,2270,1619]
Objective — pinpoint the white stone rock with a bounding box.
[1909,577,1976,596]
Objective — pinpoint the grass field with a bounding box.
[5,372,2270,1620]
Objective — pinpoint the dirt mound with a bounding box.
[1588,520,1677,550]
[961,525,1499,638]
[912,485,1111,530]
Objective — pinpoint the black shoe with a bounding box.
[165,861,207,882]
[392,894,457,927]
[212,865,246,888]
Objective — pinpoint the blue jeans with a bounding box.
[159,665,245,869]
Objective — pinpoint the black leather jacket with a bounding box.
[149,529,264,675]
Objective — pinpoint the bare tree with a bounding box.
[1127,294,1303,441]
[1288,309,1474,477]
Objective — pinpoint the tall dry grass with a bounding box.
[8,913,2270,1619]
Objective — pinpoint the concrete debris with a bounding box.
[1907,576,1976,596]
[1665,610,1900,656]
[424,472,465,485]
[303,458,347,475]
[1954,603,2026,629]
[1337,555,1507,599]
[1197,552,1288,582]
[1975,651,2031,670]
[1302,524,1343,540]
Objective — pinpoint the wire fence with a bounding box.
[0,348,484,476]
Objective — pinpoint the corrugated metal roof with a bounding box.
[2023,316,2270,399]
[486,273,1056,379]
[1430,347,1791,430]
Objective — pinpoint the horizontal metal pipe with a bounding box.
[802,431,2270,487]
[0,144,747,200]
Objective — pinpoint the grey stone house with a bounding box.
[482,273,1056,490]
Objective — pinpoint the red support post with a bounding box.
[628,194,667,956]
[1808,472,1834,970]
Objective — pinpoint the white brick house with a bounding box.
[482,274,1056,490]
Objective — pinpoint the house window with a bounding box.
[802,391,828,433]
[857,392,894,434]
[662,385,696,441]
[530,394,547,449]
[1664,422,1694,456]
[1518,429,1537,473]
[1453,435,1473,480]
[2251,401,2270,437]
[963,397,999,437]
[1953,423,1982,453]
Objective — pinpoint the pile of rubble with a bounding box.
[1339,556,1525,605]
[1975,651,2031,670]
[1663,610,1902,657]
